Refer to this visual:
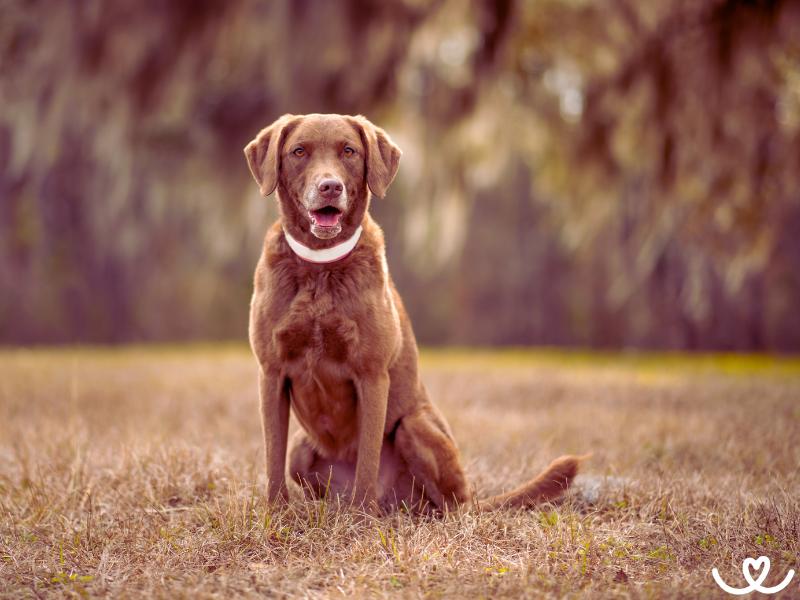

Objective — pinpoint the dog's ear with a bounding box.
[244,114,297,196]
[349,115,402,198]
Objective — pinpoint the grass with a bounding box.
[1,345,799,598]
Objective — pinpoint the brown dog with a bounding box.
[245,113,583,512]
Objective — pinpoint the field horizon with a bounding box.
[1,346,799,598]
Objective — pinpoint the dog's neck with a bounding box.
[283,225,363,264]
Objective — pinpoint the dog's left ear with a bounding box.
[348,115,402,198]
[244,114,297,196]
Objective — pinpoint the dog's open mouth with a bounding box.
[309,206,342,229]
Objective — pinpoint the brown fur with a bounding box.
[245,113,585,512]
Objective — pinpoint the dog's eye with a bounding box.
[292,147,305,157]
[343,146,356,156]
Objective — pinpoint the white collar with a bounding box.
[283,225,363,264]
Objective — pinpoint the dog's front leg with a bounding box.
[259,367,290,503]
[353,373,390,510]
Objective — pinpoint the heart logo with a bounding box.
[712,555,795,595]
[743,556,770,587]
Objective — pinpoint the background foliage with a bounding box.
[2,0,799,349]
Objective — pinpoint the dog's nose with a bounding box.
[318,178,343,200]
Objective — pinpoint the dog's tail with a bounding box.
[477,454,590,511]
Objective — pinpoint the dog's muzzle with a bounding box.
[307,178,347,239]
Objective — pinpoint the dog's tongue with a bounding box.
[313,208,342,227]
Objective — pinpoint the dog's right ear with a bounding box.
[244,114,297,196]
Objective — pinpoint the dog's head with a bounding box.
[245,114,401,241]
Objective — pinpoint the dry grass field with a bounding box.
[1,346,799,598]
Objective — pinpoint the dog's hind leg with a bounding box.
[394,404,471,511]
[287,430,355,500]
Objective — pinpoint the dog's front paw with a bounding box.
[267,483,290,506]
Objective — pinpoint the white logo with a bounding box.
[712,556,795,595]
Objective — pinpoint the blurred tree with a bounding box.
[386,0,800,349]
[1,0,798,350]
[0,0,427,342]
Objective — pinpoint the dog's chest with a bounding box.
[290,366,360,457]
[270,281,372,455]
[272,290,362,366]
